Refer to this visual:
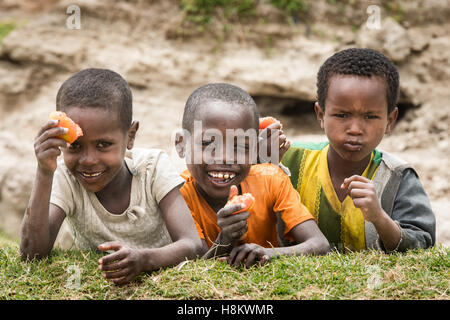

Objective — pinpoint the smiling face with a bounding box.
[181,101,257,206]
[61,106,137,194]
[315,75,398,164]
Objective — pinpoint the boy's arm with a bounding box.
[143,185,203,266]
[201,207,249,259]
[343,175,402,251]
[382,169,435,252]
[202,205,250,259]
[343,169,435,252]
[278,219,330,255]
[228,220,329,268]
[228,169,329,267]
[99,185,204,284]
[20,120,69,260]
[20,169,66,259]
[202,185,250,259]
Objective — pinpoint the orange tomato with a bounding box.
[226,192,255,214]
[49,111,83,144]
[259,116,282,130]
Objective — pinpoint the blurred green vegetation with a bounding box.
[180,0,311,25]
[181,0,257,25]
[269,0,309,15]
[0,21,16,44]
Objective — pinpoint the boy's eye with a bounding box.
[333,113,347,118]
[68,141,81,150]
[201,140,214,148]
[365,114,380,120]
[235,144,249,151]
[97,141,112,149]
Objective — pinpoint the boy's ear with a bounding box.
[175,130,186,158]
[126,120,139,149]
[314,102,325,129]
[385,107,398,134]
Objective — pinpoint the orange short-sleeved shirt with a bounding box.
[180,163,315,248]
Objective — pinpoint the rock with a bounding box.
[356,17,412,62]
[0,61,32,95]
[0,28,86,71]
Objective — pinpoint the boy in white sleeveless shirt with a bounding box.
[20,69,202,284]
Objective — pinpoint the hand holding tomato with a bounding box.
[49,111,83,144]
[216,186,252,245]
[34,112,83,175]
[258,116,290,163]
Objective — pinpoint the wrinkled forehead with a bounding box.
[326,75,388,112]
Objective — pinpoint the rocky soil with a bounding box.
[0,0,448,248]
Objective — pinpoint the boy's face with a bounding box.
[315,75,398,163]
[62,106,137,193]
[179,101,256,203]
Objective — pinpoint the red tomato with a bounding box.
[226,193,255,214]
[49,111,83,144]
[259,116,282,130]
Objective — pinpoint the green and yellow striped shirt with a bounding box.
[281,141,382,252]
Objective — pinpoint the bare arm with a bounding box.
[142,184,204,268]
[201,206,249,259]
[342,175,402,251]
[98,185,203,284]
[202,185,249,259]
[20,173,66,259]
[20,120,68,260]
[228,219,330,268]
[272,220,330,256]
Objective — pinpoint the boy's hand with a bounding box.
[258,122,290,163]
[341,175,384,223]
[216,185,250,245]
[228,243,271,268]
[98,241,145,285]
[34,119,69,174]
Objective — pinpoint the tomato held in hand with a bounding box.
[49,111,83,144]
[227,193,255,214]
[259,116,282,130]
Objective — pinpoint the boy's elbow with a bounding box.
[314,237,330,255]
[320,239,331,255]
[191,238,204,259]
[180,236,203,259]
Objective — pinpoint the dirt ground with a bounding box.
[0,0,448,247]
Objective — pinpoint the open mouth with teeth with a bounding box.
[78,171,105,182]
[207,171,236,185]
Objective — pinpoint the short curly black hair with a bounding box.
[317,48,399,113]
[182,83,259,132]
[56,68,132,131]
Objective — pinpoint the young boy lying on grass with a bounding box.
[175,83,329,267]
[20,68,202,284]
[281,48,436,253]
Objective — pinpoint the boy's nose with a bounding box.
[211,146,235,165]
[202,141,237,165]
[347,119,364,135]
[79,149,98,166]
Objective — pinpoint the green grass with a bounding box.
[179,0,309,27]
[1,232,448,300]
[0,21,15,44]
[181,0,257,25]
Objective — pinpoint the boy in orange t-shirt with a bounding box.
[175,83,329,267]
